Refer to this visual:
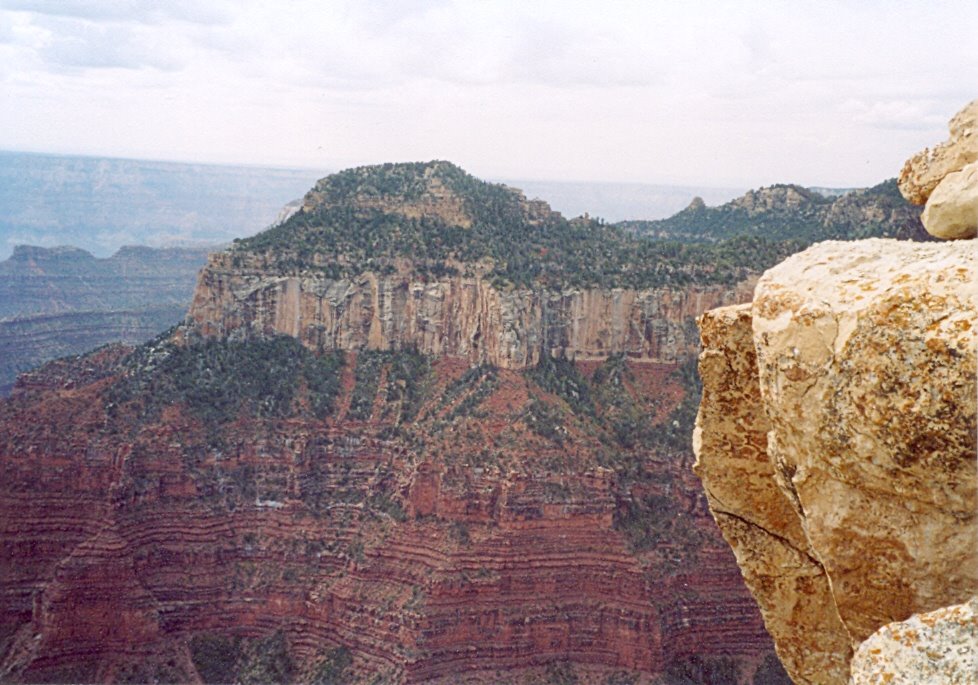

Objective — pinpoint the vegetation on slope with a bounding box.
[231,161,816,289]
[107,331,345,435]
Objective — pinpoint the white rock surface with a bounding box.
[849,596,978,685]
[899,99,978,206]
[694,238,978,685]
[921,159,978,239]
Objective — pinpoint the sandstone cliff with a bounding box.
[189,252,754,369]
[693,239,977,684]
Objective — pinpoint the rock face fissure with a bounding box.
[693,238,977,685]
[189,253,754,369]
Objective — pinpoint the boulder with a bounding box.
[921,159,978,239]
[849,596,978,685]
[898,99,978,206]
[694,238,978,684]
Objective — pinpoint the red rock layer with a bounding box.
[0,351,777,683]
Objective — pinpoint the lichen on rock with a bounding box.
[848,596,978,685]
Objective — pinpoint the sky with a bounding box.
[1,0,976,188]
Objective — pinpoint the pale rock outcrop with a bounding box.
[189,253,754,368]
[848,596,978,685]
[898,99,978,239]
[693,305,852,684]
[694,238,977,685]
[898,99,978,205]
[920,159,978,240]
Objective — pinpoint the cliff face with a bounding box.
[0,344,780,684]
[693,239,977,684]
[189,253,754,369]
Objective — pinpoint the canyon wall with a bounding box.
[189,253,755,369]
[693,238,977,684]
[0,347,780,683]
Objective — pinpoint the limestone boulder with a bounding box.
[898,99,978,205]
[921,159,978,239]
[693,305,851,684]
[694,238,977,685]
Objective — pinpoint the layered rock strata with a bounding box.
[0,348,780,683]
[693,238,977,684]
[899,99,978,239]
[189,254,754,369]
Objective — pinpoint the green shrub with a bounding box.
[311,647,353,685]
[108,334,344,442]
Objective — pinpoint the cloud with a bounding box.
[1,0,231,26]
[38,18,185,70]
[842,99,949,131]
[1,0,976,188]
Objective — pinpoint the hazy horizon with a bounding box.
[0,148,754,259]
[2,1,976,190]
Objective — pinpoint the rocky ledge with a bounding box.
[693,238,977,684]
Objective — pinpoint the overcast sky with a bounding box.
[1,0,975,188]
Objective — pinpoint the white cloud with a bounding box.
[842,99,948,131]
[37,18,186,70]
[1,0,232,26]
[0,0,975,187]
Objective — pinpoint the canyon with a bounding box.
[0,342,783,683]
[0,162,794,684]
[0,159,933,683]
[0,245,212,394]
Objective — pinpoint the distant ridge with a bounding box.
[503,178,744,222]
[0,150,327,259]
[0,150,740,258]
[0,243,212,393]
[617,179,928,243]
